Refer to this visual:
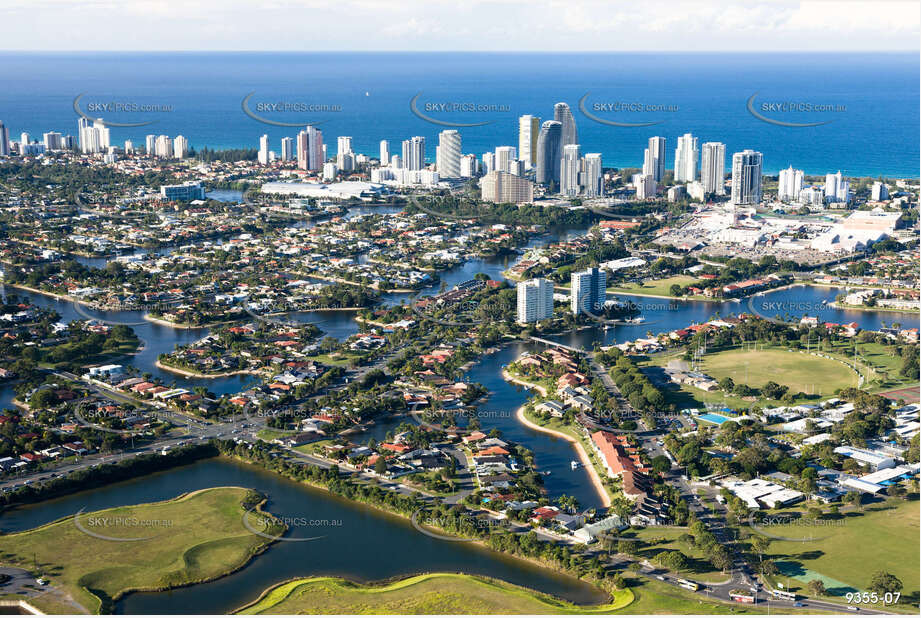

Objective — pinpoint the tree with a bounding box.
[760,559,778,576]
[868,571,903,595]
[374,457,387,475]
[751,535,771,559]
[651,455,671,474]
[807,579,826,596]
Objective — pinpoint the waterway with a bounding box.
[0,458,607,614]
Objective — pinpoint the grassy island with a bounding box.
[0,486,281,614]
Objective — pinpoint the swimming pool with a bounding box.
[696,413,731,425]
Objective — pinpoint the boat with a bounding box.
[570,460,580,470]
[627,317,645,324]
[542,470,552,476]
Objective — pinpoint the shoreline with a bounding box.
[830,301,919,315]
[155,359,264,379]
[502,369,612,508]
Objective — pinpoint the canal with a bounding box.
[0,458,608,614]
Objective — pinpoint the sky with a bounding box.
[1,0,919,52]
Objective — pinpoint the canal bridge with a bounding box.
[526,336,587,354]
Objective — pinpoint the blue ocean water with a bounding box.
[0,52,917,176]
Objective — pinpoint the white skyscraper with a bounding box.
[581,153,603,198]
[674,133,698,183]
[636,174,657,199]
[436,130,462,178]
[778,166,804,202]
[824,171,850,203]
[95,121,110,149]
[145,134,156,155]
[643,136,666,182]
[155,135,173,158]
[730,150,763,206]
[516,278,554,323]
[570,267,607,316]
[560,144,581,196]
[518,115,540,170]
[79,119,109,154]
[173,135,188,159]
[379,140,390,165]
[258,134,270,165]
[482,152,495,175]
[700,142,726,196]
[871,181,889,201]
[20,132,29,146]
[401,136,425,171]
[460,154,477,178]
[494,146,517,175]
[123,139,133,154]
[322,162,338,181]
[280,137,294,161]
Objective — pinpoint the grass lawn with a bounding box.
[235,573,635,614]
[751,499,919,612]
[699,347,857,397]
[305,352,361,367]
[619,527,728,584]
[256,428,296,441]
[822,340,918,392]
[607,275,701,298]
[0,487,279,614]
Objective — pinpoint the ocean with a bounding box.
[0,51,917,177]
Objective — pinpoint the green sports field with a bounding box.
[700,347,858,396]
[607,275,701,298]
[754,500,919,612]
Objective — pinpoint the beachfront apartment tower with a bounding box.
[642,136,666,182]
[402,136,425,171]
[536,120,562,185]
[700,142,726,195]
[560,144,582,196]
[518,115,540,170]
[554,102,578,147]
[730,149,763,206]
[674,133,698,183]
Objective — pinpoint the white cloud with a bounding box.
[1,0,917,50]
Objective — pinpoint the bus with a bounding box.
[770,589,796,602]
[676,578,700,591]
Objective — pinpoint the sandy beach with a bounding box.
[502,369,612,507]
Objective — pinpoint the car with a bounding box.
[656,576,666,581]
[846,607,858,612]
[793,602,805,607]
